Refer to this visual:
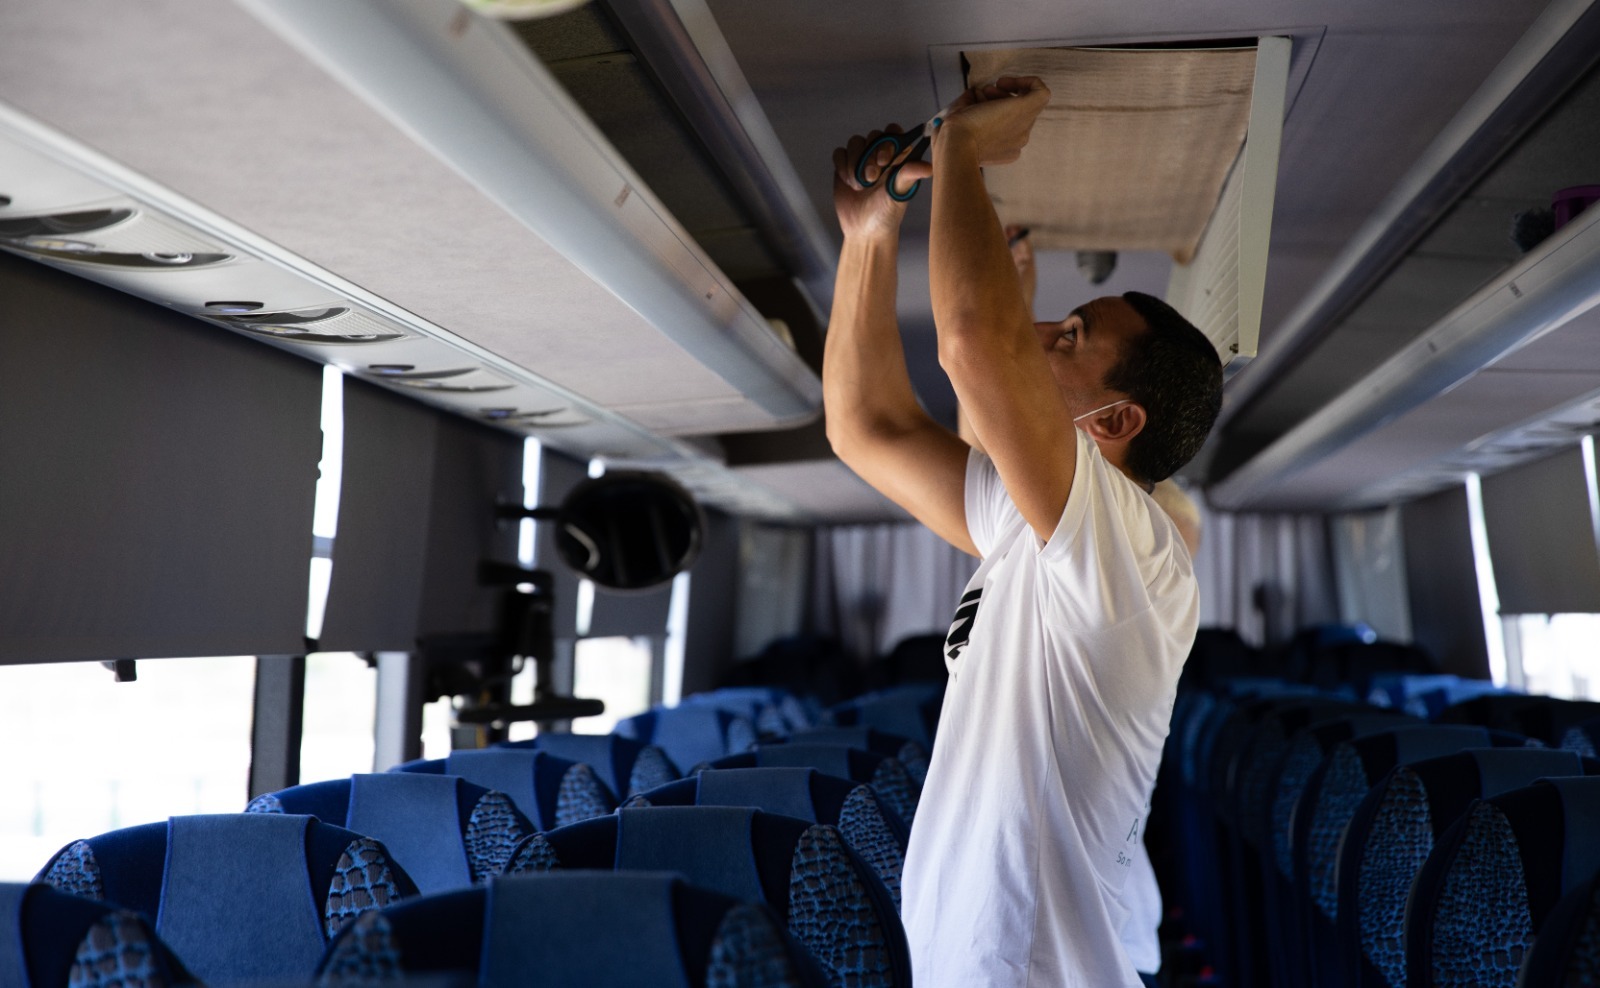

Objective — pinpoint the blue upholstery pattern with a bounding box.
[1428,802,1533,988]
[554,762,614,829]
[1309,745,1370,919]
[326,838,404,938]
[68,911,165,988]
[729,718,760,756]
[39,843,101,902]
[865,762,917,826]
[1561,724,1597,757]
[787,825,895,988]
[1271,736,1327,878]
[630,746,680,797]
[315,910,401,984]
[504,833,560,874]
[464,791,526,882]
[244,793,283,814]
[894,744,929,787]
[619,708,757,774]
[1355,767,1432,987]
[837,788,904,914]
[705,902,811,988]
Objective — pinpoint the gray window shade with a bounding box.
[1401,485,1490,678]
[415,414,525,638]
[0,252,321,663]
[1479,445,1600,615]
[317,378,440,651]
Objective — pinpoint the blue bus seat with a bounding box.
[615,707,759,775]
[1435,694,1600,747]
[1,882,195,988]
[680,687,813,735]
[823,686,941,748]
[317,872,830,988]
[779,726,931,786]
[625,767,908,911]
[246,773,532,891]
[35,814,417,984]
[1406,777,1600,988]
[1291,725,1532,988]
[504,806,911,987]
[1515,868,1600,987]
[494,733,679,800]
[1335,748,1597,987]
[1558,715,1600,758]
[702,743,918,826]
[393,748,613,832]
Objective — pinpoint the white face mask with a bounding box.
[1073,398,1131,424]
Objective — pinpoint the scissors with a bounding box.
[853,108,949,202]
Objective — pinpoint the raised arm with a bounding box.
[824,131,977,556]
[928,78,1076,544]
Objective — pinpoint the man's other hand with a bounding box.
[939,76,1050,167]
[832,126,933,242]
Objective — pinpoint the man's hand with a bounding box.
[832,126,934,242]
[937,76,1050,167]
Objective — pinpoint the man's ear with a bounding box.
[1081,401,1146,444]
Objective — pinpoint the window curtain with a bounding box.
[1330,507,1413,642]
[1192,506,1339,648]
[810,523,979,660]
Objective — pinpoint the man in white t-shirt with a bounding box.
[823,76,1223,987]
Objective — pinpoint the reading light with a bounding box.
[367,364,416,375]
[204,300,264,313]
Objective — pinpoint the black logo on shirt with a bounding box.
[945,588,982,663]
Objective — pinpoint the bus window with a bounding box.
[571,636,655,735]
[0,656,256,881]
[298,651,376,783]
[1502,613,1600,700]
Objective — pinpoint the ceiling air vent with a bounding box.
[960,36,1292,372]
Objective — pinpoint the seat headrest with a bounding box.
[347,774,472,893]
[1469,748,1581,798]
[483,873,689,988]
[159,814,327,984]
[697,769,819,823]
[1539,778,1600,894]
[754,744,858,779]
[529,734,633,798]
[445,749,565,830]
[615,807,764,904]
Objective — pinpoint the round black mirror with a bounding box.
[553,471,703,590]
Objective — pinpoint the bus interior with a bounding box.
[5,0,1600,985]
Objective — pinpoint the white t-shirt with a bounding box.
[901,430,1197,987]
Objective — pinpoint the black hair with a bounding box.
[1102,291,1223,484]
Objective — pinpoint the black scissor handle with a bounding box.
[854,130,913,188]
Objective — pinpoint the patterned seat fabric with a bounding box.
[316,877,829,987]
[1406,778,1600,988]
[392,751,614,832]
[624,770,908,913]
[701,747,920,828]
[616,707,762,774]
[4,882,197,988]
[504,809,911,987]
[1413,801,1533,988]
[498,734,682,800]
[246,776,532,886]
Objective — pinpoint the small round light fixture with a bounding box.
[367,364,416,375]
[0,195,11,207]
[204,300,264,313]
[482,408,517,420]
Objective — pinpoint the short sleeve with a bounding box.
[1037,428,1097,562]
[963,448,1010,557]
